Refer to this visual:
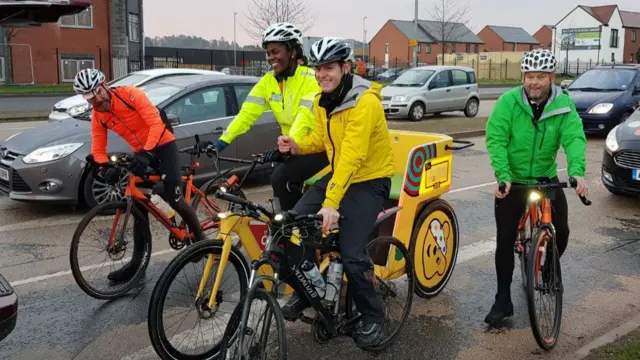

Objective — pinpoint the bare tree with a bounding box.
[2,27,21,83]
[242,0,316,42]
[428,0,472,64]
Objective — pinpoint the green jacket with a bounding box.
[485,85,587,184]
[219,65,320,144]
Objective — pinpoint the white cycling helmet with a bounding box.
[309,37,352,66]
[262,22,303,49]
[521,49,557,73]
[73,68,105,99]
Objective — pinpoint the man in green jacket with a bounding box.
[484,49,589,328]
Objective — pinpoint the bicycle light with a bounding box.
[217,211,229,219]
[110,155,118,163]
[529,191,541,201]
[274,213,285,222]
[219,186,228,193]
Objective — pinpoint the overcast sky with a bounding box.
[144,0,640,46]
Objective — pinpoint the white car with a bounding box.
[49,68,224,121]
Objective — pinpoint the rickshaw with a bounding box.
[147,130,474,359]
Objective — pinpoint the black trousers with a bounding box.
[131,141,204,266]
[284,174,391,324]
[494,186,570,301]
[271,152,329,211]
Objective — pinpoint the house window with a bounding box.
[452,43,456,53]
[0,56,5,82]
[610,29,619,48]
[633,30,637,42]
[465,44,471,53]
[385,44,389,54]
[512,43,516,51]
[426,44,431,53]
[417,43,421,53]
[60,5,93,28]
[530,45,534,50]
[474,44,479,53]
[60,56,95,82]
[128,13,140,42]
[130,61,141,72]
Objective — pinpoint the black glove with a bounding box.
[262,147,283,163]
[99,167,120,185]
[129,151,153,177]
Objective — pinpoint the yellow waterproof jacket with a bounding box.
[299,76,395,209]
[219,66,319,144]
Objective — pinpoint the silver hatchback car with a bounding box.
[380,65,480,121]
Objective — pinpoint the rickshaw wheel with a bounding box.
[409,198,460,299]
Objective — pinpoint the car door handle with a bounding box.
[212,126,224,135]
[446,89,451,92]
[465,86,470,90]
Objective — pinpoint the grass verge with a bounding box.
[0,84,74,96]
[387,116,488,135]
[583,328,640,360]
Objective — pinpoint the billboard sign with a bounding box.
[560,27,600,50]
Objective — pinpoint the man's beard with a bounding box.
[525,86,550,102]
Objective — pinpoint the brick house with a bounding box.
[620,10,640,63]
[369,19,483,67]
[477,25,540,52]
[0,0,142,85]
[533,25,553,49]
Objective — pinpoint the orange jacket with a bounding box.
[91,86,175,163]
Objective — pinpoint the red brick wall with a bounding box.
[369,21,411,67]
[623,28,639,63]
[533,26,553,49]
[477,27,503,51]
[8,0,111,84]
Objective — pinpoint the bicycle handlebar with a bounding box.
[498,176,591,206]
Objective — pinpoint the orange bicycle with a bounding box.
[69,136,248,300]
[498,176,591,351]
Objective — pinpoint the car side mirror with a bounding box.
[166,113,180,126]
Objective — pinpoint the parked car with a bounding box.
[0,273,17,342]
[566,64,640,134]
[0,74,279,208]
[376,68,404,82]
[601,106,640,196]
[380,65,480,122]
[49,68,224,121]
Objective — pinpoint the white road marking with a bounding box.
[0,126,36,130]
[7,169,570,287]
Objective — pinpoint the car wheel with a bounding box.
[464,98,479,118]
[409,102,425,122]
[82,169,128,209]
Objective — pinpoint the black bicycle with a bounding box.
[216,192,415,359]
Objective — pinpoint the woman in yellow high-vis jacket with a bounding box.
[205,22,328,211]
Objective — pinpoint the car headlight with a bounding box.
[392,96,407,102]
[23,143,84,164]
[588,103,614,114]
[66,103,91,117]
[605,125,619,152]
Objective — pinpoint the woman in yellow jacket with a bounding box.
[278,36,395,349]
[206,23,328,210]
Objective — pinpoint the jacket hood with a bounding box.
[332,75,380,114]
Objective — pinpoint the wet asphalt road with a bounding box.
[2,132,640,359]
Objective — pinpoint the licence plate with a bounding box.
[633,169,640,181]
[0,168,8,181]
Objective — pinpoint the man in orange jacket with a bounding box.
[74,68,204,283]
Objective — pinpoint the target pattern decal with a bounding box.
[403,144,437,196]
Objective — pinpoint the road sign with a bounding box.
[408,39,418,47]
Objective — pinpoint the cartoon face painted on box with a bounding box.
[418,216,451,281]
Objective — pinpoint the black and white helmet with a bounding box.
[309,37,352,66]
[262,22,303,48]
[73,68,105,98]
[521,49,557,73]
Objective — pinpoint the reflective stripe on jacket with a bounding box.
[91,86,175,163]
[298,75,395,209]
[219,65,319,144]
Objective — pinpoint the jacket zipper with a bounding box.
[538,122,547,151]
[327,114,336,174]
[529,124,538,180]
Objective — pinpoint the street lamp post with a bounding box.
[234,12,238,69]
[362,16,367,63]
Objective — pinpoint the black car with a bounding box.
[602,105,640,195]
[567,64,640,134]
[0,274,17,342]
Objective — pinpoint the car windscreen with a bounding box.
[138,83,184,105]
[391,69,435,87]
[568,69,637,91]
[108,73,150,87]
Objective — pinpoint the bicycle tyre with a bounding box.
[189,177,247,234]
[148,239,249,360]
[69,200,151,300]
[346,236,414,353]
[220,286,288,360]
[519,241,529,290]
[526,230,563,351]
